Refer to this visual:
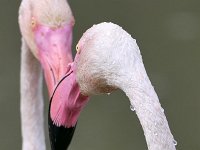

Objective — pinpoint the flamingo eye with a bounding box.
[31,17,36,28]
[76,45,80,53]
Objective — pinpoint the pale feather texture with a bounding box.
[75,22,176,150]
[20,39,45,150]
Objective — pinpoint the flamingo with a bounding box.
[18,0,176,149]
[18,0,88,149]
[64,22,176,150]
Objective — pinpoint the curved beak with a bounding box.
[48,73,76,150]
[48,67,89,150]
[34,23,74,149]
[34,23,89,150]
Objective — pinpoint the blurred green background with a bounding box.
[0,0,200,149]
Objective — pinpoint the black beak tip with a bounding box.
[48,73,76,150]
[48,113,76,150]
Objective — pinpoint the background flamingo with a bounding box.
[0,0,200,149]
[18,0,76,149]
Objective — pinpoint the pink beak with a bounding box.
[33,22,89,128]
[34,23,73,96]
[33,22,89,149]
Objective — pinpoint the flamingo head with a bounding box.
[19,0,75,95]
[74,22,141,96]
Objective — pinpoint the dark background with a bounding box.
[0,0,200,149]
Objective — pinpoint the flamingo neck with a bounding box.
[120,63,176,150]
[20,39,45,150]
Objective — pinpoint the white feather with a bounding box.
[76,22,176,150]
